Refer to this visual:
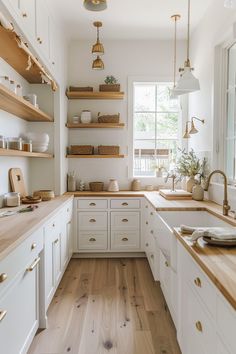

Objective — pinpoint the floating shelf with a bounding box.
[66,123,125,129]
[66,91,125,100]
[0,148,53,158]
[0,84,53,122]
[67,154,125,159]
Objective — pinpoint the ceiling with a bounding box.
[47,0,214,40]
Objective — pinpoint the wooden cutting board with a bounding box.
[9,168,27,198]
[159,189,192,200]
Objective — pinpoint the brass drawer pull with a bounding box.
[122,219,128,222]
[165,261,169,267]
[0,273,7,283]
[0,310,7,322]
[54,238,59,244]
[89,238,96,242]
[122,202,128,206]
[27,257,40,272]
[150,212,154,216]
[145,243,149,247]
[195,321,203,332]
[89,203,96,206]
[146,221,148,225]
[22,12,27,17]
[89,219,96,223]
[194,277,202,288]
[31,243,37,250]
[122,237,128,242]
[37,37,42,44]
[150,230,154,234]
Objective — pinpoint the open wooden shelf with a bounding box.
[66,91,125,100]
[0,26,45,84]
[0,148,53,158]
[67,154,125,159]
[0,84,53,122]
[66,123,125,129]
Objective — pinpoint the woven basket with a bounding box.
[89,182,104,192]
[99,84,120,92]
[69,86,93,92]
[98,113,120,124]
[70,145,94,155]
[98,145,120,155]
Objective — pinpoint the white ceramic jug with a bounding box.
[108,179,119,192]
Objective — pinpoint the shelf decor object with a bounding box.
[0,84,53,122]
[66,91,124,100]
[174,0,200,95]
[0,148,53,158]
[183,116,205,139]
[99,76,120,92]
[169,14,181,100]
[0,13,57,90]
[84,0,107,11]
[92,22,104,70]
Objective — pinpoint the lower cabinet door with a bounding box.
[111,230,140,250]
[0,257,39,354]
[52,235,61,286]
[78,231,108,250]
[160,250,171,305]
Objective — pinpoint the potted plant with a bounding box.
[176,149,202,192]
[99,75,120,92]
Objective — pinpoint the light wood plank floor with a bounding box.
[28,258,181,354]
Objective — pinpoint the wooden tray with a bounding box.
[203,237,236,247]
[159,189,192,200]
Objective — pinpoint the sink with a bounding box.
[158,211,230,229]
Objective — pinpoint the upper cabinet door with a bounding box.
[19,0,36,37]
[49,19,60,72]
[35,0,50,59]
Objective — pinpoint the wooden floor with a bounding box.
[28,258,181,354]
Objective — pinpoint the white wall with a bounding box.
[68,39,186,190]
[188,0,236,208]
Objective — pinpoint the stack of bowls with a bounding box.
[24,132,49,152]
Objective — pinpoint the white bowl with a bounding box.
[32,146,48,153]
[25,132,50,144]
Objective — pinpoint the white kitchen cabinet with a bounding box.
[19,0,36,36]
[35,0,50,59]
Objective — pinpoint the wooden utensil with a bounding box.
[9,168,27,198]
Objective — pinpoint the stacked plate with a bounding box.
[24,132,49,152]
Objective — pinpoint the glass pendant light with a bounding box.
[84,0,107,11]
[92,22,104,55]
[170,14,181,100]
[92,55,104,70]
[175,0,200,95]
[224,0,236,8]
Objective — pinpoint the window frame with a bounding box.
[128,76,185,179]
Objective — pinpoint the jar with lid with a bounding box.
[0,135,6,149]
[7,137,23,150]
[0,76,10,89]
[9,80,17,94]
[22,139,32,152]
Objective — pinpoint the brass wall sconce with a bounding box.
[183,116,205,139]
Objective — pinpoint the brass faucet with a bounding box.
[204,170,230,216]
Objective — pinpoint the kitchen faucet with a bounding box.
[204,170,230,216]
[165,173,177,192]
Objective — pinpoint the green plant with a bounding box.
[104,75,118,84]
[176,149,202,177]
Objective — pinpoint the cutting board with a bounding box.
[159,189,192,200]
[9,168,27,198]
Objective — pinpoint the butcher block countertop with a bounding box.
[0,195,73,261]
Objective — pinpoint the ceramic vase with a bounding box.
[192,184,204,201]
[186,176,196,193]
[108,179,119,192]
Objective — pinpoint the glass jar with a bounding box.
[7,137,23,150]
[0,135,6,149]
[22,139,32,152]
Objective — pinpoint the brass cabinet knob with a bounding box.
[195,321,203,332]
[22,12,27,17]
[145,243,149,247]
[31,243,37,250]
[165,261,169,267]
[146,221,148,225]
[0,310,7,322]
[52,61,55,65]
[89,238,96,242]
[122,237,128,242]
[54,238,59,244]
[150,230,154,234]
[52,223,55,227]
[37,37,42,44]
[150,212,154,216]
[194,277,202,288]
[0,273,7,283]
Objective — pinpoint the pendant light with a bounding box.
[92,22,104,55]
[84,0,107,11]
[169,14,181,100]
[224,0,236,8]
[92,22,104,70]
[175,0,200,95]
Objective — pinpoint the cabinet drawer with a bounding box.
[0,228,43,296]
[111,231,140,250]
[78,232,108,250]
[111,212,140,230]
[217,294,236,354]
[181,246,216,318]
[78,212,107,230]
[44,214,61,238]
[110,199,140,209]
[77,199,108,209]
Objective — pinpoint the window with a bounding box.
[133,82,181,177]
[226,42,236,181]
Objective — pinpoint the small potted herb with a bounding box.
[99,76,120,92]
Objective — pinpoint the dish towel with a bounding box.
[185,227,236,243]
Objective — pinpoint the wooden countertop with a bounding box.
[65,191,146,197]
[174,228,236,310]
[0,195,73,261]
